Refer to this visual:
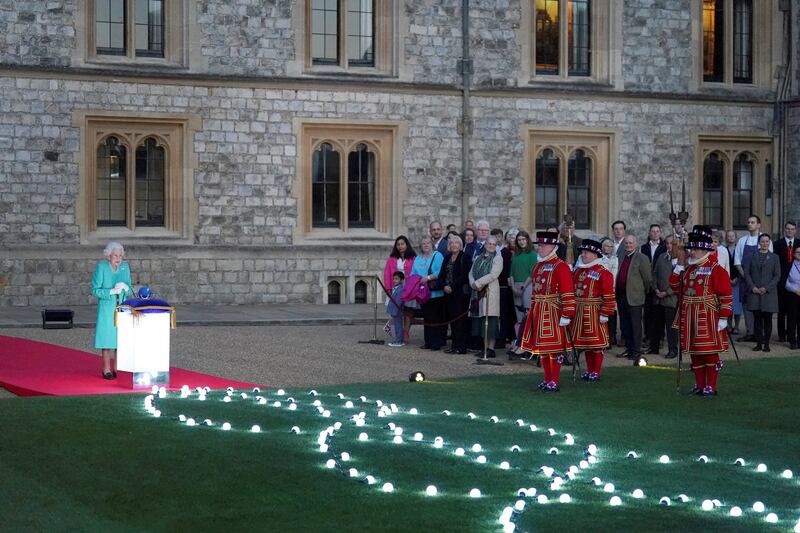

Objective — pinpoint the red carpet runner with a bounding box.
[0,335,261,397]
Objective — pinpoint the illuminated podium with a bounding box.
[115,297,176,389]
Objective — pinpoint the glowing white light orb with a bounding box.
[358,432,368,441]
[502,523,516,533]
[288,403,297,411]
[729,506,743,517]
[467,412,476,419]
[476,455,487,464]
[312,399,322,407]
[178,414,186,422]
[291,426,300,434]
[500,461,510,470]
[333,422,342,431]
[393,426,402,435]
[564,434,575,445]
[626,451,638,459]
[541,466,555,477]
[226,390,233,397]
[794,521,800,533]
[336,452,348,462]
[250,425,261,433]
[632,489,644,499]
[586,444,598,455]
[433,441,443,449]
[588,455,598,464]
[221,422,231,431]
[527,487,537,497]
[471,443,482,453]
[223,396,231,403]
[568,465,579,474]
[359,396,367,402]
[337,393,345,399]
[566,472,576,481]
[153,410,161,417]
[325,459,336,469]
[591,477,602,486]
[151,385,159,394]
[548,428,556,436]
[257,398,266,405]
[660,497,671,506]
[365,475,375,485]
[455,448,465,456]
[348,468,358,478]
[322,410,331,418]
[734,458,745,466]
[490,416,499,423]
[549,447,559,455]
[529,424,538,432]
[426,485,437,496]
[701,499,714,511]
[240,393,248,399]
[442,410,450,416]
[344,401,354,408]
[469,488,481,498]
[659,455,670,464]
[783,469,794,479]
[382,483,394,493]
[603,483,615,493]
[159,386,166,395]
[390,404,398,413]
[698,455,709,463]
[559,493,572,503]
[609,496,622,506]
[765,513,779,523]
[757,463,767,473]
[319,444,328,453]
[550,481,562,491]
[753,501,765,513]
[198,395,206,402]
[204,386,210,393]
[434,436,443,444]
[537,495,548,504]
[579,460,589,469]
[393,436,402,444]
[375,400,383,407]
[186,418,196,426]
[677,494,689,503]
[277,389,285,396]
[516,419,524,426]
[511,445,521,453]
[409,408,418,415]
[514,499,526,511]
[158,390,166,399]
[413,433,423,441]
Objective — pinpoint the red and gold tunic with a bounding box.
[569,260,616,350]
[669,255,733,355]
[521,254,576,355]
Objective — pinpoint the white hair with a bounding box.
[475,219,490,230]
[103,241,124,259]
[448,233,464,248]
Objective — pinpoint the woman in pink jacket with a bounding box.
[383,235,417,340]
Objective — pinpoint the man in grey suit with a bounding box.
[649,234,679,358]
[612,220,627,260]
[615,234,652,362]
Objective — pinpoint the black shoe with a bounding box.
[763,345,771,352]
[664,351,678,359]
[534,381,547,391]
[429,346,441,351]
[616,350,629,358]
[444,347,455,354]
[112,371,117,379]
[485,349,496,358]
[102,372,114,380]
[646,348,659,355]
[753,344,762,352]
[626,352,640,360]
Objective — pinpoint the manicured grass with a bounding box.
[1,357,799,532]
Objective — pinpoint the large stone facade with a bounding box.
[0,1,798,307]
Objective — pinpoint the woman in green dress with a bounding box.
[91,241,133,379]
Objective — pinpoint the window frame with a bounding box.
[525,129,614,234]
[84,0,187,68]
[696,135,773,232]
[296,121,402,241]
[523,0,611,85]
[76,112,199,244]
[300,0,395,76]
[696,0,775,90]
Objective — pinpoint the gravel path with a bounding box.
[1,324,794,397]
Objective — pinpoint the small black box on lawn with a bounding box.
[42,309,74,329]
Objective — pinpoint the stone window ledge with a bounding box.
[82,57,189,71]
[85,227,190,246]
[296,228,395,246]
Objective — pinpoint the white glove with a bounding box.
[109,287,122,295]
[717,319,727,332]
[599,315,609,324]
[671,258,678,266]
[672,265,685,275]
[559,317,571,327]
[114,282,130,293]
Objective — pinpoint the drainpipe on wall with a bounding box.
[776,1,792,227]
[458,0,472,223]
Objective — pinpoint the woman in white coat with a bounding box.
[469,235,504,358]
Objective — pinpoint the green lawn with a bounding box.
[1,358,799,532]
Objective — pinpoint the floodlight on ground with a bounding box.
[636,357,648,367]
[697,455,708,463]
[734,458,745,466]
[426,485,438,497]
[409,371,425,382]
[490,416,499,423]
[660,497,671,506]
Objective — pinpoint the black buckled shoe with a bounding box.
[102,372,114,380]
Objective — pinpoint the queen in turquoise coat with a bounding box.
[91,241,133,378]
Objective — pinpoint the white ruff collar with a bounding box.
[688,252,710,265]
[577,258,603,268]
[540,250,558,262]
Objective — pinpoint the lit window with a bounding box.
[702,0,753,84]
[534,0,591,77]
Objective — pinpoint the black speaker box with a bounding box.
[42,309,74,329]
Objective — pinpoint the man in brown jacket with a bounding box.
[615,234,652,362]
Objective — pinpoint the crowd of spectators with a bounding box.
[381,215,800,357]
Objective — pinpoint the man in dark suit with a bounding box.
[641,224,667,353]
[615,234,652,362]
[430,221,449,255]
[611,220,627,261]
[773,220,797,342]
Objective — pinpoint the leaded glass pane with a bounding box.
[535,0,560,75]
[96,0,126,56]
[312,143,341,227]
[97,137,127,226]
[568,0,590,76]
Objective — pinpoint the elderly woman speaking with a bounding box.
[91,241,133,379]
